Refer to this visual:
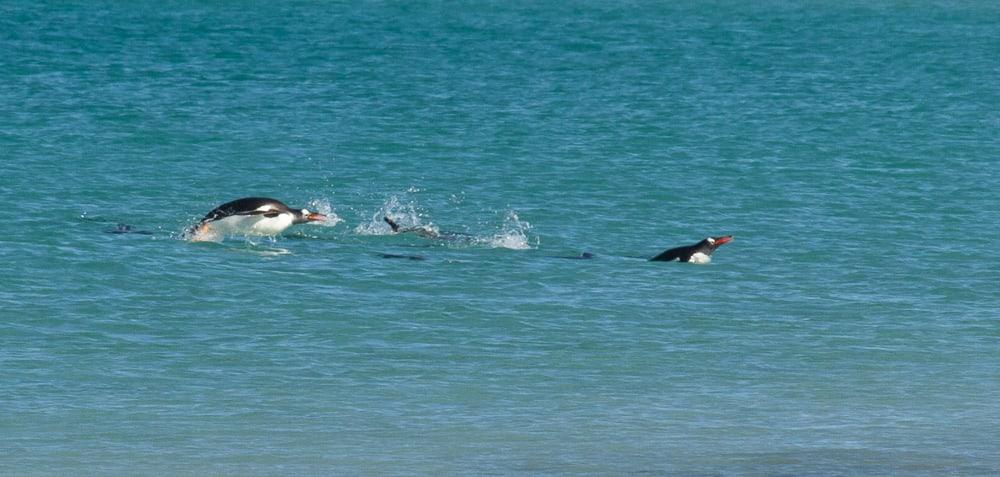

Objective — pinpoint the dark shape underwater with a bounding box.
[378,253,427,261]
[106,223,153,235]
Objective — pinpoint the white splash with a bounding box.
[183,223,223,243]
[355,195,428,235]
[307,198,343,228]
[481,211,534,250]
[688,252,711,264]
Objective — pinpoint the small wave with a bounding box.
[180,227,291,256]
[241,246,291,257]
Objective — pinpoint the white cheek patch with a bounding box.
[688,252,711,264]
[706,237,715,245]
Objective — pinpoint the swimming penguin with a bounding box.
[382,216,475,241]
[187,197,326,241]
[650,235,733,264]
[383,216,441,239]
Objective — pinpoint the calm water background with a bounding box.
[2,1,999,475]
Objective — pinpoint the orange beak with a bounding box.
[306,213,327,222]
[714,235,733,245]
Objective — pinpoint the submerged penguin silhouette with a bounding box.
[650,235,733,264]
[106,223,153,235]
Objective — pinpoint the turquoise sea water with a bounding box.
[3,1,999,475]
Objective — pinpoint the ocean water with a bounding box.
[2,1,999,475]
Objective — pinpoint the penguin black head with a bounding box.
[292,208,327,225]
[703,235,733,251]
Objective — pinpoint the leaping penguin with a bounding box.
[187,197,326,241]
[650,235,733,264]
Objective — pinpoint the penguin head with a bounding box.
[293,208,327,224]
[704,235,733,250]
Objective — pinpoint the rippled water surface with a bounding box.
[2,1,999,475]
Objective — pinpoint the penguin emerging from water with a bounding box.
[186,197,326,241]
[650,235,733,264]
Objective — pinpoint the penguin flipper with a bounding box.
[383,216,401,232]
